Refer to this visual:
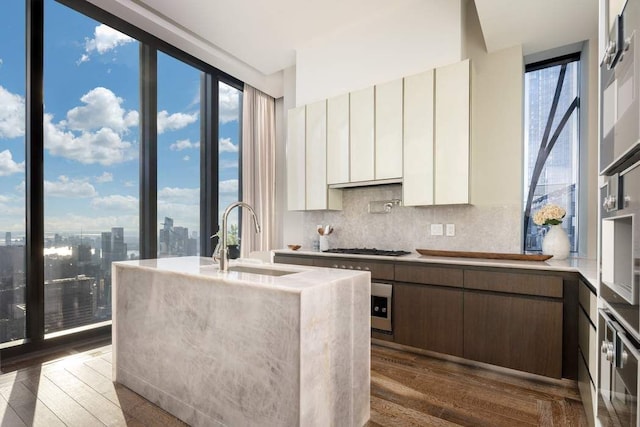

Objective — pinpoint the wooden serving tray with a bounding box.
[416,249,553,261]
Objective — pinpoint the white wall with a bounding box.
[295,0,465,106]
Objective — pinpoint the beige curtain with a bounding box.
[240,85,276,257]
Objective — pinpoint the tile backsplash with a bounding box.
[301,185,522,253]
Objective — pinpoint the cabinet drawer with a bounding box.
[394,264,463,288]
[274,255,314,266]
[464,270,563,298]
[578,307,598,378]
[314,257,394,281]
[579,280,597,324]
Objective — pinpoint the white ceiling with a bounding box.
[128,0,599,75]
[474,0,599,55]
[133,0,417,76]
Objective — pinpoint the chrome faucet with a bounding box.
[215,201,261,272]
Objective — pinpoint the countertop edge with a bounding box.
[272,249,598,288]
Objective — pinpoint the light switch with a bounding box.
[430,223,443,236]
[446,223,455,236]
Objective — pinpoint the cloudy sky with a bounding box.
[0,0,241,243]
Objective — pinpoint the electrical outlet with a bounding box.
[430,223,443,236]
[446,223,455,236]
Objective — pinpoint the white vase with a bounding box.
[542,224,570,260]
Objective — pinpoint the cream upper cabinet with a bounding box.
[349,86,375,182]
[434,59,470,205]
[287,106,306,211]
[403,70,435,206]
[327,93,350,185]
[305,100,328,210]
[375,79,403,180]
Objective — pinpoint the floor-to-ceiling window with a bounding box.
[523,54,580,252]
[218,82,242,237]
[0,0,27,345]
[43,0,140,335]
[0,0,243,356]
[157,52,201,257]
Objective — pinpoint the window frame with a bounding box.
[1,0,243,358]
[522,52,581,253]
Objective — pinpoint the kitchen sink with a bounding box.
[227,265,297,276]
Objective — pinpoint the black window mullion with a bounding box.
[139,45,157,259]
[25,0,45,343]
[201,74,219,257]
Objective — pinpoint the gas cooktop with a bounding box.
[322,248,411,257]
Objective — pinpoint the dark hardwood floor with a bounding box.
[0,342,587,426]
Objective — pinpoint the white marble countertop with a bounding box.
[273,249,598,288]
[114,256,368,291]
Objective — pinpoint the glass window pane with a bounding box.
[157,52,201,257]
[524,60,580,252]
[43,0,139,335]
[0,0,26,344]
[218,82,241,244]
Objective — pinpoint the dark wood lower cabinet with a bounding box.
[463,291,563,378]
[394,283,463,357]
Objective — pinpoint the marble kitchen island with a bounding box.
[112,256,370,427]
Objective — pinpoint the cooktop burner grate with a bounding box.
[322,248,411,257]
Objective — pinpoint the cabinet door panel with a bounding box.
[287,106,306,210]
[435,59,469,205]
[394,283,463,356]
[327,93,350,185]
[350,87,375,182]
[464,291,563,378]
[305,100,328,210]
[403,70,434,206]
[375,79,403,180]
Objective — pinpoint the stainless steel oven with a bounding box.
[600,159,640,336]
[599,309,640,425]
[601,0,640,174]
[371,282,392,332]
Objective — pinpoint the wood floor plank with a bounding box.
[0,342,588,426]
[84,357,113,380]
[0,381,65,427]
[20,374,104,427]
[44,368,127,426]
[370,395,460,427]
[0,394,28,427]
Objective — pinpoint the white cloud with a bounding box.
[0,150,24,176]
[219,137,238,153]
[66,87,138,133]
[45,113,137,166]
[0,86,25,139]
[219,179,238,194]
[220,159,239,170]
[158,187,199,204]
[95,172,113,183]
[183,155,190,161]
[123,180,135,188]
[157,110,198,134]
[169,139,200,151]
[80,24,134,64]
[219,82,240,123]
[91,194,137,212]
[45,176,97,198]
[0,58,3,66]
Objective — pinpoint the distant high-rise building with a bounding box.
[159,217,174,257]
[5,232,10,246]
[54,233,62,247]
[111,227,126,262]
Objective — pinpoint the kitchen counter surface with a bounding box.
[273,249,598,288]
